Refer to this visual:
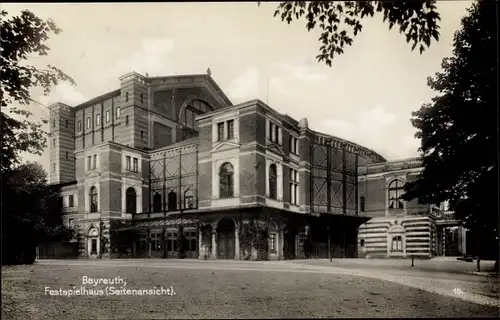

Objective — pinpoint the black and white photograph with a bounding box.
[1,1,499,319]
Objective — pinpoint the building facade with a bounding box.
[48,71,465,260]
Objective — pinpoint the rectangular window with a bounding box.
[290,136,299,154]
[68,195,74,207]
[65,120,69,128]
[52,163,56,172]
[360,196,366,212]
[87,156,92,170]
[269,121,274,141]
[106,110,110,123]
[86,117,91,129]
[65,151,69,160]
[141,130,144,140]
[52,138,56,147]
[96,114,100,126]
[275,126,279,144]
[217,122,224,141]
[78,120,82,131]
[289,169,299,205]
[392,236,403,252]
[116,107,121,119]
[126,156,131,171]
[92,154,97,169]
[125,115,129,125]
[133,157,138,172]
[227,120,234,139]
[52,119,56,128]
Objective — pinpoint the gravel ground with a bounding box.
[2,262,498,319]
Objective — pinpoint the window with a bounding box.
[68,219,75,228]
[68,195,74,207]
[89,186,98,213]
[92,154,97,169]
[167,191,177,211]
[388,180,405,210]
[360,196,366,212]
[52,138,56,147]
[269,164,277,199]
[183,99,212,129]
[126,156,131,171]
[125,115,129,125]
[289,136,299,154]
[116,107,121,119]
[275,125,279,144]
[133,157,138,172]
[87,156,92,170]
[153,193,162,212]
[65,120,69,128]
[184,189,194,209]
[52,163,56,172]
[125,187,137,214]
[52,119,56,128]
[125,92,129,103]
[65,151,69,160]
[106,110,110,123]
[227,120,234,139]
[391,236,403,252]
[78,120,82,131]
[289,168,299,205]
[141,130,144,140]
[96,114,100,126]
[219,162,234,198]
[360,239,365,247]
[166,231,178,252]
[269,122,274,141]
[217,122,224,141]
[86,117,91,129]
[140,93,144,103]
[269,233,276,253]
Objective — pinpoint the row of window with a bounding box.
[52,119,70,128]
[268,120,300,156]
[217,119,235,142]
[359,236,403,252]
[77,108,121,132]
[87,154,98,170]
[125,156,139,172]
[60,194,75,208]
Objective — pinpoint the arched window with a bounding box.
[269,164,277,199]
[184,189,194,209]
[126,187,137,214]
[388,179,404,209]
[153,193,162,212]
[89,186,98,213]
[168,191,177,211]
[219,162,234,198]
[182,99,212,130]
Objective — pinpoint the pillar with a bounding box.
[211,226,217,259]
[148,241,152,259]
[278,230,284,260]
[234,223,240,260]
[198,229,204,259]
[132,240,136,257]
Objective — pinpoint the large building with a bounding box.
[47,71,465,260]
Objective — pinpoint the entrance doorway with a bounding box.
[217,218,235,259]
[87,228,99,259]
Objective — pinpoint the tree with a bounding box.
[1,9,75,264]
[0,9,75,173]
[401,1,498,267]
[270,1,441,66]
[2,162,75,264]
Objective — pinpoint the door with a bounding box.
[217,232,235,259]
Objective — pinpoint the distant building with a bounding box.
[48,71,465,260]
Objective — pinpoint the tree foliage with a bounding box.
[1,9,75,264]
[402,1,498,259]
[2,162,76,264]
[271,1,441,66]
[0,9,75,172]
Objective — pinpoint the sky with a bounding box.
[3,1,473,171]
